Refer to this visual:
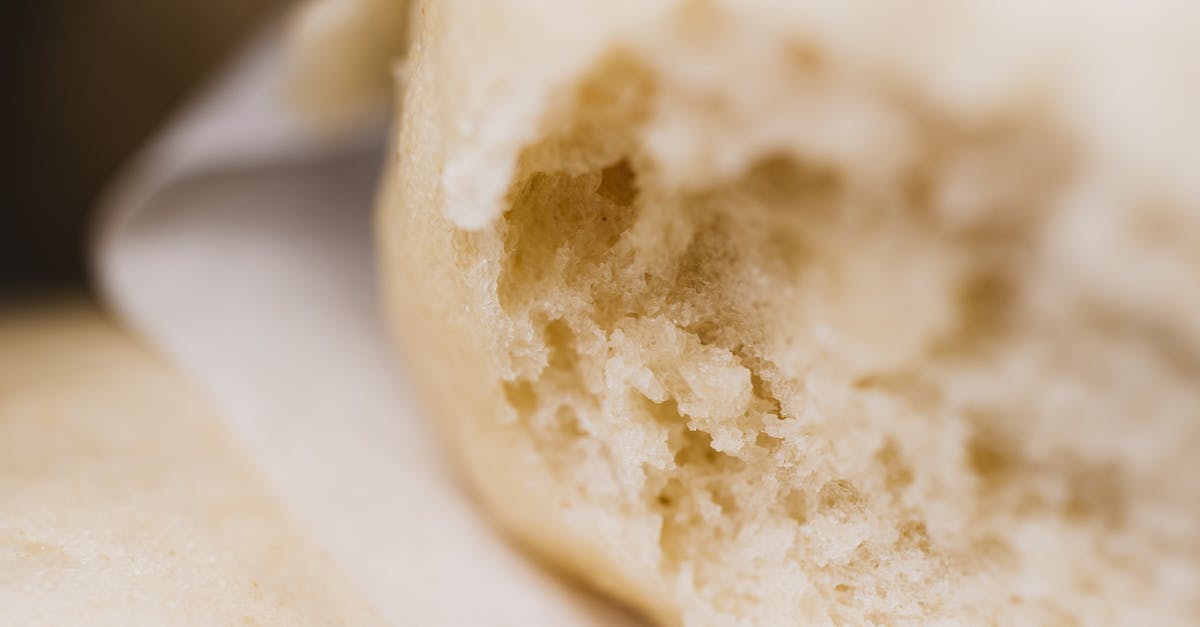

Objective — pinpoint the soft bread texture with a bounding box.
[380,1,1200,625]
[0,298,381,626]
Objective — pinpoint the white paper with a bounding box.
[96,25,637,627]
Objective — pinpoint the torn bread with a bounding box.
[379,1,1200,624]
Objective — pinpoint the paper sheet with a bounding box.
[96,25,638,627]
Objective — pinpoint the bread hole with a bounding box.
[654,477,692,572]
[524,404,589,471]
[652,476,685,509]
[682,318,725,347]
[681,154,839,280]
[902,103,1075,241]
[754,431,782,451]
[851,543,880,571]
[494,54,655,319]
[502,380,539,418]
[643,394,743,472]
[497,162,640,312]
[595,159,638,206]
[785,39,826,75]
[747,369,785,418]
[551,405,587,439]
[674,427,725,467]
[543,319,579,372]
[524,404,589,453]
[672,212,739,296]
[680,174,822,316]
[508,50,655,179]
[637,396,696,467]
[667,425,745,519]
[945,269,1014,352]
[897,519,932,554]
[739,154,841,205]
[967,417,1129,526]
[818,479,863,512]
[966,426,1015,488]
[641,396,685,427]
[784,488,808,523]
[876,439,914,494]
[567,52,656,138]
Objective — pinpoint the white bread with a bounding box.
[285,0,410,131]
[378,1,1200,624]
[0,299,381,626]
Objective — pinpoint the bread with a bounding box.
[285,0,410,131]
[0,298,381,626]
[378,1,1200,624]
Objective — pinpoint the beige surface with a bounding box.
[0,297,382,626]
[381,1,1200,625]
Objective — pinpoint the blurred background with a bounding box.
[0,0,279,292]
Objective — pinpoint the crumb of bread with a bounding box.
[382,1,1200,624]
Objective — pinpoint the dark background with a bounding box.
[0,0,278,291]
